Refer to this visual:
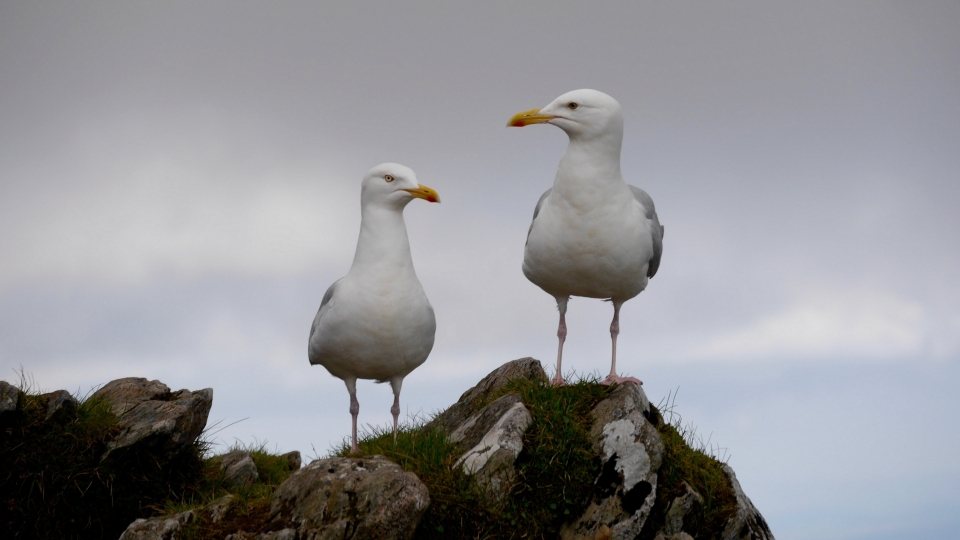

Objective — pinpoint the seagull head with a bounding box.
[507,89,623,141]
[361,163,440,209]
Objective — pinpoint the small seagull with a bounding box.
[509,89,664,387]
[309,163,439,454]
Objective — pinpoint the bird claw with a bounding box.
[601,374,642,386]
[550,374,567,387]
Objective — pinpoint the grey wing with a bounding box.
[309,278,342,346]
[525,188,552,246]
[629,185,665,278]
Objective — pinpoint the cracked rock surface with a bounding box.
[453,396,533,503]
[428,357,546,434]
[92,377,212,463]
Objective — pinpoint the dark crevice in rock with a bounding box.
[622,480,652,514]
[596,454,621,499]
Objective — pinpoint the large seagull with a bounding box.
[309,163,439,454]
[509,89,664,386]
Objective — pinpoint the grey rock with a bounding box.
[41,389,78,422]
[215,450,260,487]
[270,455,429,540]
[448,393,523,450]
[721,465,775,540]
[428,358,546,434]
[224,529,298,540]
[119,510,195,540]
[92,377,212,463]
[0,380,20,416]
[280,450,302,471]
[561,382,664,540]
[206,494,236,523]
[655,533,695,540]
[454,398,533,503]
[259,530,297,540]
[225,530,297,540]
[657,481,703,537]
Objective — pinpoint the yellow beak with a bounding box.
[403,184,440,203]
[507,108,554,127]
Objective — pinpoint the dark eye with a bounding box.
[384,174,395,183]
[568,102,579,110]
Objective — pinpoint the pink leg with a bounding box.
[552,297,569,386]
[345,378,360,454]
[602,301,642,386]
[390,377,403,443]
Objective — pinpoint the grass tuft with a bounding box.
[636,390,738,540]
[0,378,205,539]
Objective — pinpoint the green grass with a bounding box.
[335,373,614,540]
[168,441,301,540]
[3,371,739,539]
[0,376,206,539]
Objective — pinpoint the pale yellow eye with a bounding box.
[384,174,395,183]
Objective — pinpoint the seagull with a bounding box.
[508,89,664,387]
[308,163,439,454]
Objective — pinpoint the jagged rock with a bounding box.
[215,450,260,487]
[41,389,78,422]
[92,377,212,463]
[656,481,703,537]
[0,380,20,416]
[428,357,546,433]
[561,382,665,540]
[721,465,775,540]
[269,455,429,539]
[453,396,533,503]
[119,510,195,540]
[280,450,302,471]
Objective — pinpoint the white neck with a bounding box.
[554,128,625,203]
[350,203,414,275]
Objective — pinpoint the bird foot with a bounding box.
[550,374,567,387]
[601,374,642,386]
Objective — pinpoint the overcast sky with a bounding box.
[2,2,959,538]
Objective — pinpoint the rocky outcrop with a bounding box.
[428,357,546,434]
[562,382,665,540]
[215,449,260,487]
[721,465,774,540]
[41,389,78,422]
[280,450,302,471]
[428,358,544,503]
[92,377,212,463]
[119,510,196,540]
[656,482,703,537]
[269,456,430,540]
[0,380,21,417]
[452,396,533,503]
